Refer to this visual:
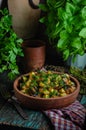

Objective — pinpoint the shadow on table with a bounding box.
[0,125,38,130]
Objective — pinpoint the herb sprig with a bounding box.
[0,8,24,80]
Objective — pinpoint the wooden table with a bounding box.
[0,65,86,130]
[0,97,54,130]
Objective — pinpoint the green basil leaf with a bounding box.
[58,7,64,20]
[66,2,76,15]
[63,19,73,33]
[60,30,69,40]
[71,37,81,49]
[72,0,81,4]
[57,38,67,49]
[63,49,70,60]
[79,28,86,38]
[81,6,86,19]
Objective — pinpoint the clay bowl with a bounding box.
[13,72,80,110]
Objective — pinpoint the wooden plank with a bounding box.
[0,102,54,130]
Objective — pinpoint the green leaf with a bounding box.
[58,7,64,20]
[0,8,9,15]
[17,38,23,43]
[38,4,48,12]
[0,65,7,72]
[52,22,63,37]
[71,37,82,49]
[79,28,86,38]
[57,38,67,49]
[60,30,69,40]
[8,62,17,70]
[64,20,73,33]
[54,0,65,8]
[8,69,19,80]
[66,2,76,15]
[72,15,83,30]
[72,0,81,4]
[39,17,46,23]
[63,49,70,60]
[81,0,86,5]
[9,51,16,62]
[79,50,85,55]
[81,6,86,19]
[62,11,69,20]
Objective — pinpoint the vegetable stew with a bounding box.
[18,70,76,98]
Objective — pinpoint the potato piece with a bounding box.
[43,90,50,95]
[60,93,67,97]
[39,82,45,87]
[43,94,50,98]
[59,88,65,93]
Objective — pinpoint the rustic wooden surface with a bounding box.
[0,99,54,130]
[0,65,86,130]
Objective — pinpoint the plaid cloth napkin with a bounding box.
[43,100,86,130]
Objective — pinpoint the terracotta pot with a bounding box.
[22,40,46,73]
[13,72,80,110]
[67,54,86,70]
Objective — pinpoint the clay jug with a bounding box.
[22,39,46,73]
[8,0,45,39]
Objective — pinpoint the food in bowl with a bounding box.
[18,70,76,98]
[13,70,80,110]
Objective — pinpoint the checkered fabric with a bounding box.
[43,100,86,130]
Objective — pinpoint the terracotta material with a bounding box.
[13,72,80,110]
[22,40,46,73]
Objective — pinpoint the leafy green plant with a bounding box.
[39,0,86,61]
[39,0,65,46]
[0,8,24,80]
